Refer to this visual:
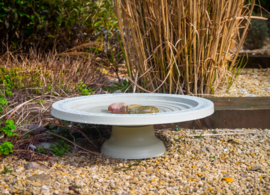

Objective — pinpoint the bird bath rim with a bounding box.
[51,93,214,126]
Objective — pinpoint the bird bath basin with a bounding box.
[51,93,214,159]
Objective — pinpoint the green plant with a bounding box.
[0,68,13,97]
[104,79,130,93]
[75,81,96,95]
[0,67,23,96]
[37,147,46,153]
[0,97,7,112]
[113,79,130,92]
[194,134,205,139]
[113,160,142,172]
[244,19,269,50]
[171,124,181,131]
[1,120,17,137]
[209,156,216,159]
[62,121,69,126]
[24,134,30,139]
[0,141,14,155]
[227,53,248,91]
[80,88,96,96]
[0,165,13,174]
[72,186,81,189]
[50,140,71,157]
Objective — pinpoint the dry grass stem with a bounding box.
[114,0,258,95]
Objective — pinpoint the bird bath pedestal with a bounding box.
[51,93,214,159]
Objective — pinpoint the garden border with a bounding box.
[155,97,270,129]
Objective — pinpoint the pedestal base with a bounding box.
[101,125,166,159]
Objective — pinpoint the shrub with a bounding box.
[244,19,269,50]
[0,0,117,53]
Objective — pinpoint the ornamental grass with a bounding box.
[114,0,260,95]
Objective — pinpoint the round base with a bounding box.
[101,125,166,159]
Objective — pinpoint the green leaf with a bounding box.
[0,165,12,174]
[19,12,25,17]
[48,35,55,38]
[0,142,14,156]
[0,13,6,17]
[37,24,42,28]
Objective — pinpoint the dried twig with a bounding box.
[45,120,98,149]
[186,131,260,137]
[0,97,40,120]
[69,186,81,194]
[46,131,100,155]
[114,0,257,94]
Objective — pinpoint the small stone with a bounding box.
[128,104,142,110]
[29,124,46,134]
[129,106,159,114]
[36,142,52,150]
[108,102,128,114]
[27,174,51,183]
[24,162,48,170]
[2,189,9,194]
[19,191,32,195]
[113,90,122,93]
[206,147,214,153]
[29,144,36,150]
[264,87,270,91]
[243,94,257,97]
[250,165,262,171]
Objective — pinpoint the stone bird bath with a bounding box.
[51,93,214,159]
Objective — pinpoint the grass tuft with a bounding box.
[114,0,257,95]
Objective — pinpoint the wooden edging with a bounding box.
[241,54,270,69]
[155,97,270,129]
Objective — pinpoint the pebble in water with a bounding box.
[108,102,128,114]
[128,104,142,110]
[129,106,159,114]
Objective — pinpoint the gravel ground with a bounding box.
[0,128,269,195]
[216,68,270,97]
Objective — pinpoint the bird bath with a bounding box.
[51,93,214,159]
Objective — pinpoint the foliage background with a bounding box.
[0,0,118,54]
[253,0,270,14]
